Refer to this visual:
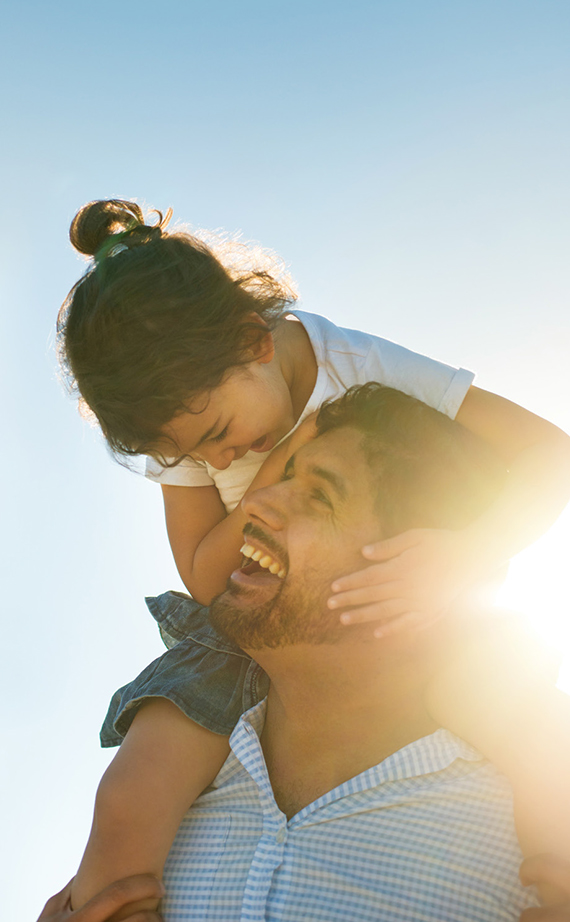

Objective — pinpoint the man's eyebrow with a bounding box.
[284,453,347,501]
[310,464,348,500]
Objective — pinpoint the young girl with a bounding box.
[58,199,570,915]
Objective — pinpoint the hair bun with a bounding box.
[69,199,145,257]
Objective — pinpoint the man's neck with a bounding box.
[255,639,439,819]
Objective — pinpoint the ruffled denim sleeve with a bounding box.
[100,591,269,747]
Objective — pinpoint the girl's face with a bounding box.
[155,358,296,470]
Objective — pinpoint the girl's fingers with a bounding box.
[520,854,570,892]
[113,914,163,922]
[362,531,421,562]
[74,877,165,922]
[37,880,75,918]
[331,562,398,593]
[520,907,570,921]
[337,602,441,635]
[373,611,440,638]
[328,581,403,611]
[336,599,409,626]
[519,854,570,915]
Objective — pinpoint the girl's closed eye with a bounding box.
[211,426,229,444]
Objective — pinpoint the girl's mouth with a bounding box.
[250,435,273,453]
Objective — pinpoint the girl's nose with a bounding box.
[232,444,251,462]
[202,446,235,470]
[208,441,251,469]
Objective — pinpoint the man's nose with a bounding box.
[241,482,288,531]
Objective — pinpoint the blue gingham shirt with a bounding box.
[162,700,539,921]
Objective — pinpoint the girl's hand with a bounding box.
[520,854,570,916]
[36,876,165,922]
[328,528,478,637]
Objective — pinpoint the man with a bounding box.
[155,383,538,921]
[40,384,569,922]
[37,859,570,922]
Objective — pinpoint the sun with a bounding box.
[496,513,570,694]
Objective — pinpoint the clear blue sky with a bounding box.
[2,2,570,918]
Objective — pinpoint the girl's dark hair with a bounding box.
[57,198,297,461]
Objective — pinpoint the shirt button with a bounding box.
[276,827,286,844]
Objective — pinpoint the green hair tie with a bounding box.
[94,221,162,263]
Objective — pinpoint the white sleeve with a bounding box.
[363,335,474,419]
[145,455,215,487]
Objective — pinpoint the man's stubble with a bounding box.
[209,566,344,650]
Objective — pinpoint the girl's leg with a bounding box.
[71,699,230,920]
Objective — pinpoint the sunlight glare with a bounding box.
[497,512,570,694]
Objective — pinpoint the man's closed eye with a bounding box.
[311,487,333,508]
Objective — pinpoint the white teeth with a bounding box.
[241,542,287,578]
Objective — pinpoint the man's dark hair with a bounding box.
[316,383,506,538]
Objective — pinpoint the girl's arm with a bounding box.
[454,385,570,571]
[38,876,165,922]
[328,386,570,630]
[71,700,230,921]
[424,619,570,907]
[161,483,242,604]
[162,420,317,605]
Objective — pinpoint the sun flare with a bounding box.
[496,513,570,694]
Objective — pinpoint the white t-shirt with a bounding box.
[145,310,475,512]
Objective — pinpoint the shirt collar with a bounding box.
[231,697,483,786]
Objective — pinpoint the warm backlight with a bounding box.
[497,516,570,694]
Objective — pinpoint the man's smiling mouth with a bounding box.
[239,543,287,579]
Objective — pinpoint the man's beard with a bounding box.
[209,566,345,650]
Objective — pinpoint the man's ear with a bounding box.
[241,313,275,365]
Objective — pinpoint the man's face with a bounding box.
[210,427,383,649]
